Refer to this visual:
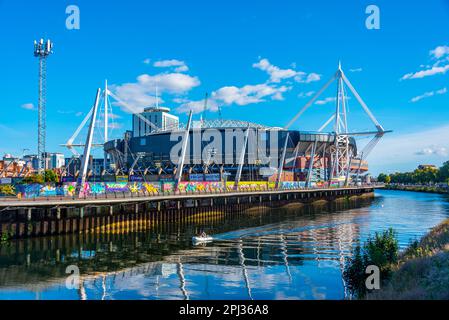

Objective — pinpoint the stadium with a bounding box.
[103,106,366,185]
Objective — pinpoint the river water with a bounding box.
[0,189,448,300]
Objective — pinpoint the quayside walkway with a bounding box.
[0,185,382,239]
[0,185,382,208]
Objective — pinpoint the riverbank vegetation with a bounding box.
[343,229,399,298]
[344,219,449,299]
[377,161,449,185]
[386,184,449,194]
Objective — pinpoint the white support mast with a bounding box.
[104,80,109,170]
[305,140,317,188]
[78,89,101,196]
[276,132,290,189]
[175,111,193,188]
[234,126,250,190]
[285,62,389,183]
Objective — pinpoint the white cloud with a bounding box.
[368,124,449,174]
[401,64,449,80]
[138,73,200,93]
[298,91,315,98]
[402,45,449,80]
[430,45,449,59]
[175,65,189,72]
[153,59,189,72]
[294,72,321,83]
[110,82,161,113]
[153,59,184,68]
[305,73,321,83]
[176,98,219,114]
[177,83,290,114]
[415,146,448,157]
[410,87,447,103]
[214,84,290,106]
[143,58,151,65]
[253,58,320,84]
[315,97,336,105]
[111,72,200,112]
[349,68,363,73]
[21,103,36,110]
[253,58,297,83]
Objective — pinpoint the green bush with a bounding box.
[343,228,399,298]
[21,170,59,184]
[21,174,44,184]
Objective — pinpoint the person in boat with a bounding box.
[198,230,207,238]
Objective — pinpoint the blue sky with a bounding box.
[0,0,448,174]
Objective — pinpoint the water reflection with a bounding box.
[0,190,448,300]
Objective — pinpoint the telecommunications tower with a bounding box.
[34,38,53,173]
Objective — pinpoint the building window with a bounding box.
[140,138,146,146]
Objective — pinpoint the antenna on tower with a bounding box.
[201,92,209,124]
[34,38,53,173]
[155,85,159,109]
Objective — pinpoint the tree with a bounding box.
[21,170,58,184]
[21,174,44,184]
[44,170,58,183]
[438,161,449,183]
[377,173,388,183]
[385,175,391,184]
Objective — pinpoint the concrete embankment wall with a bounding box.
[0,188,375,240]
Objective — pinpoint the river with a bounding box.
[0,189,448,300]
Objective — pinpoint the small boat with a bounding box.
[192,236,214,244]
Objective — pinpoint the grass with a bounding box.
[366,219,449,300]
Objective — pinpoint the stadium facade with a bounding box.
[104,107,367,183]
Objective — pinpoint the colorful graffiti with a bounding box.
[280,182,306,190]
[79,183,107,197]
[225,181,274,191]
[142,182,161,194]
[65,183,77,197]
[178,182,224,193]
[17,184,67,198]
[162,182,175,193]
[105,183,129,193]
[17,184,41,198]
[13,179,318,199]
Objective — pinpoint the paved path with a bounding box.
[0,186,380,208]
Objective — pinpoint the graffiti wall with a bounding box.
[14,179,312,198]
[225,181,275,191]
[142,182,161,194]
[280,181,306,190]
[162,182,175,193]
[178,182,224,193]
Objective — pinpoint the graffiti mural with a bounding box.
[64,183,77,197]
[128,183,141,194]
[12,179,318,198]
[17,184,41,199]
[162,182,175,193]
[178,182,224,193]
[142,182,161,194]
[225,181,272,191]
[280,182,306,190]
[105,183,129,193]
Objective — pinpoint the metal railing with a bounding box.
[0,183,382,203]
